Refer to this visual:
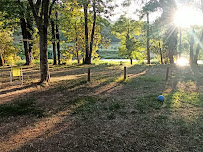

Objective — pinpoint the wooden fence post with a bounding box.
[124,67,126,80]
[166,67,169,81]
[88,68,90,81]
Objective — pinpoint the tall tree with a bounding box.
[112,16,145,63]
[28,0,56,83]
[0,0,34,65]
[79,0,113,64]
[55,11,61,64]
[193,0,203,64]
[189,28,194,64]
[146,12,150,64]
[61,0,105,64]
[141,0,178,64]
[51,19,57,65]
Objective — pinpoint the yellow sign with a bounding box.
[12,67,21,76]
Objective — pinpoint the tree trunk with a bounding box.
[20,18,30,65]
[130,58,132,65]
[83,3,90,64]
[27,17,33,65]
[194,30,203,64]
[146,12,150,64]
[159,42,163,64]
[169,49,174,64]
[167,27,177,64]
[88,0,96,64]
[75,37,80,64]
[0,53,4,66]
[76,51,80,64]
[55,12,60,65]
[39,27,49,82]
[28,0,56,83]
[194,45,200,64]
[189,29,194,64]
[74,21,80,64]
[51,20,57,65]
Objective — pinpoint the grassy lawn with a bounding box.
[0,63,203,151]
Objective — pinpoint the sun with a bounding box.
[174,6,203,28]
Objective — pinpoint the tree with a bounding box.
[141,0,178,64]
[78,0,113,64]
[55,11,61,64]
[193,0,203,64]
[189,28,195,64]
[28,0,56,83]
[61,0,108,64]
[51,19,56,65]
[0,27,17,66]
[0,0,34,65]
[112,16,145,63]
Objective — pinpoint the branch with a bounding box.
[28,0,37,19]
[16,0,24,18]
[35,0,42,15]
[49,0,57,18]
[28,0,41,28]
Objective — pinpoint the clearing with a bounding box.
[0,63,203,151]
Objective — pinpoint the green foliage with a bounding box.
[60,0,109,61]
[0,25,19,66]
[112,15,145,60]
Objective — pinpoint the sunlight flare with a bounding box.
[176,58,189,66]
[174,6,203,28]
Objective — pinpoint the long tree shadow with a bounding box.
[2,64,203,151]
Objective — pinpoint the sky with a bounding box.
[110,0,160,23]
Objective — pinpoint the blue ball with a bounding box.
[158,95,165,102]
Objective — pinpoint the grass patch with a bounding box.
[71,96,99,115]
[165,90,203,108]
[138,76,163,82]
[0,98,44,117]
[135,94,163,113]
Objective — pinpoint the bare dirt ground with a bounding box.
[0,64,203,152]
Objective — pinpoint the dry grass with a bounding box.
[0,63,203,151]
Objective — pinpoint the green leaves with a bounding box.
[112,15,145,60]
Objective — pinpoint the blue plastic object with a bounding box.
[158,95,165,102]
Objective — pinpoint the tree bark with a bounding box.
[55,12,60,65]
[130,58,132,65]
[0,53,4,66]
[88,0,96,64]
[83,2,90,64]
[146,12,150,64]
[27,17,33,65]
[39,25,49,82]
[20,18,30,65]
[167,27,177,64]
[51,20,57,65]
[159,42,163,64]
[74,21,80,64]
[28,0,56,83]
[194,30,203,64]
[75,37,80,64]
[28,0,56,82]
[189,29,194,64]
